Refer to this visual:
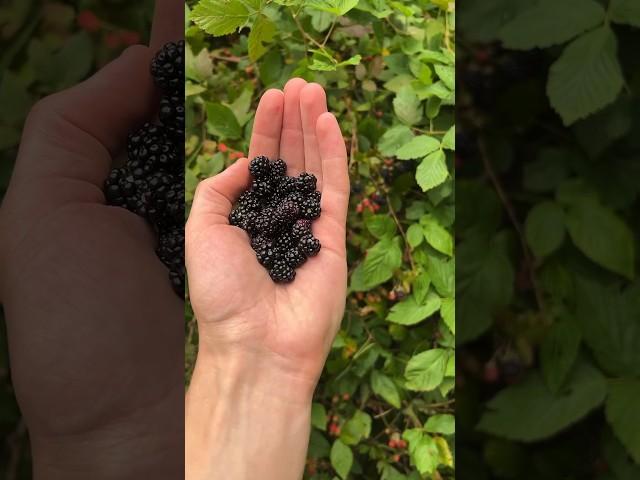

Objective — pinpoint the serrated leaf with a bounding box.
[340,410,372,445]
[206,102,242,139]
[416,149,448,191]
[330,440,353,479]
[378,125,414,156]
[311,403,328,431]
[337,54,362,67]
[405,348,448,391]
[525,201,566,258]
[371,371,401,408]
[421,215,453,256]
[440,297,454,334]
[403,429,440,475]
[191,0,250,36]
[434,64,454,90]
[498,0,605,49]
[606,379,640,464]
[566,200,635,279]
[478,360,607,441]
[387,292,441,326]
[540,320,581,393]
[366,215,397,239]
[307,0,359,16]
[396,135,441,160]
[547,26,624,125]
[610,0,640,27]
[248,15,276,61]
[441,125,455,150]
[350,237,403,291]
[425,414,455,435]
[393,86,423,125]
[406,223,424,248]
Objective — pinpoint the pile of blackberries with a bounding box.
[104,41,185,296]
[229,156,322,283]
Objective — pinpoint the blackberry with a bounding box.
[237,191,262,211]
[255,243,279,269]
[127,124,178,173]
[157,226,184,271]
[150,40,184,93]
[269,259,296,283]
[300,196,321,219]
[274,200,299,226]
[297,172,317,193]
[251,178,274,198]
[291,219,312,239]
[274,232,295,253]
[148,182,184,228]
[229,208,246,228]
[270,159,287,178]
[127,123,164,159]
[254,208,276,236]
[250,235,269,251]
[299,234,321,257]
[285,247,306,268]
[276,176,298,198]
[249,155,271,178]
[285,192,305,208]
[169,269,184,296]
[159,94,185,131]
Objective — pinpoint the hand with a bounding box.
[185,79,349,479]
[0,2,183,478]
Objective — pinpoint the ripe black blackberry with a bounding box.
[230,155,322,283]
[150,40,184,93]
[299,234,321,257]
[103,41,185,298]
[269,259,296,283]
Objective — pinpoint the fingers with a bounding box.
[248,89,284,162]
[150,0,184,50]
[279,78,307,176]
[188,158,251,227]
[314,113,349,253]
[300,83,328,189]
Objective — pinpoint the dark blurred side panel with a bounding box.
[456,1,640,479]
[0,1,184,478]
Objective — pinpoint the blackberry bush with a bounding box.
[228,156,322,283]
[103,40,185,297]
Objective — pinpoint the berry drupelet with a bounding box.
[228,156,323,283]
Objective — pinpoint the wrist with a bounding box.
[186,348,315,480]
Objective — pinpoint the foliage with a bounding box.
[458,0,640,478]
[0,1,153,477]
[185,0,456,478]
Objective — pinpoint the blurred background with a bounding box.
[0,1,153,476]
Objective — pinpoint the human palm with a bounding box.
[186,79,350,380]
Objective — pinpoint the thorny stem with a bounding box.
[478,139,547,314]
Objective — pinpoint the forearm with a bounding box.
[186,349,316,480]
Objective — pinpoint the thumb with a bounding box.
[187,158,251,229]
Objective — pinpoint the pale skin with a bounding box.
[0,2,184,478]
[185,80,350,479]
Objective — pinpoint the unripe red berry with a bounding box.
[77,10,101,32]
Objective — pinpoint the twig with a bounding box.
[322,18,338,47]
[478,139,546,313]
[210,54,244,63]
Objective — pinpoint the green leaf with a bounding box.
[440,297,455,334]
[547,26,624,125]
[396,135,441,160]
[540,320,581,393]
[425,414,455,435]
[311,403,328,431]
[337,54,362,68]
[387,293,441,326]
[606,379,640,464]
[610,0,640,27]
[575,278,640,377]
[428,257,454,298]
[404,348,448,391]
[365,215,397,239]
[340,410,372,445]
[378,125,414,156]
[259,49,283,85]
[309,9,334,32]
[248,15,276,61]
[191,0,250,36]
[403,429,441,475]
[434,64,454,90]
[371,371,401,408]
[498,0,605,49]
[393,86,423,125]
[478,360,607,441]
[330,439,353,479]
[441,125,455,150]
[416,149,448,191]
[406,224,424,248]
[525,201,566,258]
[307,0,359,16]
[206,103,242,139]
[566,200,635,279]
[350,237,403,291]
[308,429,331,458]
[228,88,254,126]
[421,215,453,256]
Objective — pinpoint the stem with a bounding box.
[322,17,338,47]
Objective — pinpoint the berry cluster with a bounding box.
[104,41,185,297]
[229,156,322,283]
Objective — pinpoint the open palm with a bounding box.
[186,79,350,381]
